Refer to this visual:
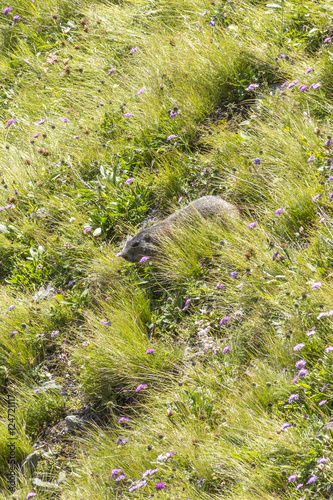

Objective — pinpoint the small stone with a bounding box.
[21,451,41,473]
[65,415,86,430]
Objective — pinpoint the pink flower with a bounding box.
[293,343,305,351]
[146,349,155,354]
[108,68,116,74]
[118,417,129,424]
[288,474,297,482]
[220,316,231,325]
[280,422,292,431]
[247,221,257,229]
[27,494,37,500]
[222,345,230,354]
[311,282,321,289]
[318,399,327,406]
[275,207,284,215]
[135,384,148,392]
[124,113,133,118]
[84,227,92,233]
[325,345,333,353]
[139,256,150,263]
[137,88,146,95]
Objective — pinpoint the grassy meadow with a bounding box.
[0,0,332,498]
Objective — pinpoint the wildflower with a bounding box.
[139,256,150,263]
[137,88,146,95]
[280,422,292,431]
[324,37,331,43]
[61,391,65,395]
[116,475,125,481]
[330,192,333,200]
[295,359,306,369]
[230,271,238,278]
[13,15,21,23]
[8,305,15,311]
[317,458,328,464]
[319,217,325,222]
[83,227,92,233]
[309,82,322,89]
[182,298,192,311]
[318,399,327,406]
[135,384,148,392]
[305,68,313,74]
[74,135,81,139]
[178,196,183,202]
[308,155,315,162]
[209,19,215,26]
[288,394,299,404]
[155,482,166,490]
[311,282,321,289]
[108,68,116,74]
[10,331,18,338]
[103,321,111,326]
[32,133,40,138]
[201,10,209,15]
[246,83,259,91]
[272,251,279,261]
[307,475,317,484]
[69,217,75,222]
[277,54,286,59]
[111,468,123,478]
[143,468,158,476]
[146,348,155,354]
[128,479,146,491]
[321,383,329,391]
[61,118,69,122]
[50,330,59,337]
[281,81,288,88]
[296,483,303,490]
[124,112,133,117]
[325,138,332,148]
[116,437,129,445]
[298,369,308,377]
[68,280,75,286]
[292,376,298,384]
[288,474,297,482]
[4,7,12,15]
[167,134,178,141]
[222,345,230,354]
[247,221,257,229]
[293,343,305,351]
[34,388,41,393]
[7,118,16,126]
[124,177,134,185]
[313,193,322,200]
[217,284,224,289]
[220,316,231,326]
[317,312,328,319]
[118,417,129,424]
[325,345,333,353]
[27,494,37,500]
[299,84,307,92]
[129,47,139,54]
[275,207,284,215]
[287,79,299,89]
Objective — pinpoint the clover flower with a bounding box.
[281,81,288,88]
[129,47,139,54]
[296,483,303,490]
[116,475,125,481]
[61,118,69,122]
[116,437,129,445]
[50,330,59,337]
[83,227,92,233]
[309,82,322,89]
[146,348,155,354]
[288,474,297,482]
[293,343,305,351]
[324,37,331,43]
[155,482,166,490]
[246,83,259,91]
[305,68,313,74]
[295,359,306,369]
[247,221,258,229]
[220,316,231,326]
[325,345,333,353]
[178,196,183,202]
[308,155,315,162]
[124,112,133,117]
[298,369,308,377]
[288,394,299,404]
[230,271,238,278]
[8,305,15,311]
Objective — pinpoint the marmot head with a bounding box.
[120,227,160,263]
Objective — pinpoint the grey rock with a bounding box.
[121,195,240,263]
[33,284,55,301]
[32,477,59,489]
[65,415,86,430]
[21,451,41,474]
[41,380,61,391]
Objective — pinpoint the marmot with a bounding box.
[120,195,239,263]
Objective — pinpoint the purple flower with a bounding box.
[10,331,18,338]
[293,343,305,351]
[313,193,322,200]
[330,192,333,200]
[308,155,315,162]
[108,68,116,74]
[247,221,258,229]
[209,19,215,26]
[167,134,178,141]
[288,474,297,482]
[307,475,317,484]
[118,417,129,424]
[129,47,139,54]
[318,399,327,406]
[292,376,298,384]
[124,177,134,184]
[7,118,16,126]
[317,458,327,464]
[288,394,299,404]
[299,84,307,92]
[116,437,129,445]
[38,119,45,125]
[305,68,313,74]
[277,54,286,59]
[275,207,284,215]
[298,369,309,377]
[146,348,155,354]
[296,483,303,490]
[280,422,292,431]
[155,482,166,490]
[319,217,325,223]
[103,321,111,326]
[74,135,81,139]
[295,359,306,369]
[311,282,321,289]
[222,345,230,354]
[34,388,41,393]
[230,271,238,278]
[178,196,183,203]
[68,280,75,286]
[217,284,224,289]
[139,256,150,263]
[61,391,65,396]
[321,383,329,392]
[182,298,192,311]
[13,15,21,23]
[128,479,146,491]
[272,251,279,261]
[84,227,92,233]
[4,7,12,15]
[124,112,133,118]
[220,316,231,326]
[26,494,36,500]
[111,468,122,478]
[32,133,40,138]
[324,37,331,43]
[309,82,322,90]
[137,88,146,95]
[325,345,333,353]
[50,330,59,337]
[287,79,299,89]
[8,305,15,311]
[317,312,328,319]
[246,83,259,91]
[281,81,288,88]
[116,475,125,481]
[61,118,69,123]
[135,384,148,392]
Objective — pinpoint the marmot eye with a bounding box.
[131,242,139,247]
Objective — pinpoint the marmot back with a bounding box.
[120,195,239,263]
